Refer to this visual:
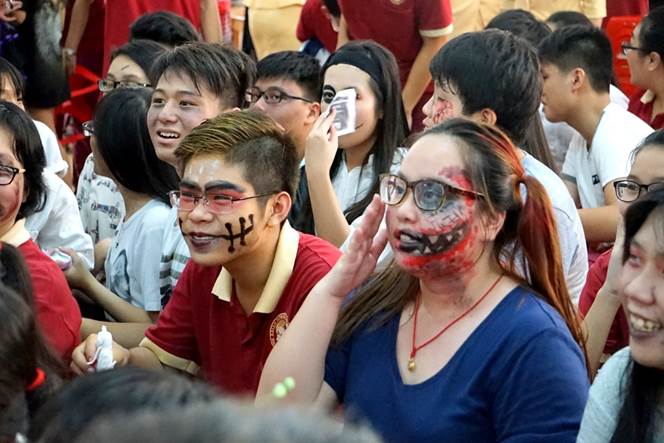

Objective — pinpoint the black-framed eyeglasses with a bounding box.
[168,190,278,214]
[0,164,25,186]
[82,120,94,137]
[98,78,151,93]
[621,43,645,56]
[245,87,313,106]
[379,174,483,212]
[614,179,664,202]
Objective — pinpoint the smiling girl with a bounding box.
[259,119,588,443]
[293,40,408,247]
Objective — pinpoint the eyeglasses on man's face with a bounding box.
[98,78,151,93]
[0,164,25,186]
[168,190,278,214]
[379,174,483,212]
[620,42,645,56]
[614,179,664,202]
[245,87,313,106]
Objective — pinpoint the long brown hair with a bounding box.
[332,119,586,362]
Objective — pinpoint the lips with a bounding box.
[395,224,467,256]
[184,232,221,249]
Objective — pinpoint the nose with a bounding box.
[157,100,178,123]
[186,198,214,223]
[422,95,434,120]
[394,188,420,224]
[252,97,268,112]
[623,264,657,306]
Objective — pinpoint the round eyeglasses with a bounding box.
[614,179,664,202]
[168,190,278,214]
[98,78,151,93]
[379,174,483,212]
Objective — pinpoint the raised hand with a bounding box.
[304,109,338,176]
[317,194,388,299]
[603,217,625,297]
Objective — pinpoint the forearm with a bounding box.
[579,206,620,243]
[200,0,222,43]
[81,318,152,348]
[335,15,350,49]
[307,170,351,247]
[583,285,622,377]
[81,277,152,323]
[128,346,164,370]
[257,286,343,404]
[64,0,92,51]
[402,36,447,116]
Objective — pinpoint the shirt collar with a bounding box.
[211,221,300,314]
[0,219,31,247]
[641,90,655,104]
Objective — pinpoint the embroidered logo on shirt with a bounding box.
[592,174,600,185]
[269,313,290,346]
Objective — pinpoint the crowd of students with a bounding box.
[1,1,664,442]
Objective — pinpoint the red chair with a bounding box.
[604,15,642,98]
[55,64,100,145]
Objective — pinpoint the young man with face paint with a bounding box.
[538,26,654,248]
[71,111,341,396]
[422,29,589,304]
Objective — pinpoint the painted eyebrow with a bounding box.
[204,180,245,193]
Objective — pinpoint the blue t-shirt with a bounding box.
[325,286,589,443]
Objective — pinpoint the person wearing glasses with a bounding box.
[63,88,178,347]
[0,101,81,361]
[258,119,589,442]
[538,25,654,253]
[71,110,340,397]
[625,7,664,131]
[581,130,664,377]
[77,40,166,255]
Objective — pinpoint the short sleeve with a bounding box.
[324,340,351,403]
[491,327,589,442]
[593,141,631,189]
[415,0,453,36]
[34,119,68,175]
[143,262,200,374]
[134,216,170,311]
[577,348,631,443]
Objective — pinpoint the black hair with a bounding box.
[28,367,218,443]
[0,57,24,102]
[129,11,200,47]
[256,51,322,101]
[486,9,552,46]
[429,29,541,145]
[294,40,407,233]
[522,114,557,171]
[93,88,179,203]
[637,6,664,59]
[109,39,168,82]
[0,101,46,219]
[610,187,664,443]
[630,129,664,165]
[151,42,256,110]
[322,0,340,18]
[546,11,593,29]
[538,24,613,93]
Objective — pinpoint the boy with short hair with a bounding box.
[538,25,654,244]
[422,29,588,303]
[71,110,341,395]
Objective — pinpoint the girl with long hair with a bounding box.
[259,119,589,442]
[64,88,179,347]
[577,187,664,442]
[293,40,407,246]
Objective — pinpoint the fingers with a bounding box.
[369,227,389,261]
[361,195,386,240]
[70,335,96,375]
[84,334,98,361]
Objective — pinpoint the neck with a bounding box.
[224,224,281,314]
[647,78,664,115]
[344,135,377,170]
[0,219,14,240]
[119,186,152,220]
[567,93,610,144]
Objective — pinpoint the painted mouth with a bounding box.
[184,232,222,248]
[395,224,467,256]
[629,312,662,334]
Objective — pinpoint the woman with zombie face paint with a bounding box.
[577,187,664,443]
[259,118,589,443]
[292,40,408,247]
[63,88,179,347]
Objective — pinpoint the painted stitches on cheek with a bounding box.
[222,214,254,253]
[432,99,454,126]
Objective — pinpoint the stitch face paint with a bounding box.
[422,82,463,129]
[387,134,484,281]
[222,214,254,253]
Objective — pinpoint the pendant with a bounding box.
[408,357,416,372]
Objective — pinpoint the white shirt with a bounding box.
[562,103,654,209]
[25,169,94,268]
[105,199,172,313]
[158,206,191,301]
[76,154,126,244]
[33,119,68,176]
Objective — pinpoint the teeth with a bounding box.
[158,131,180,139]
[630,313,662,333]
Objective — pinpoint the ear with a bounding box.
[305,101,321,125]
[647,51,662,72]
[474,108,497,127]
[570,67,585,93]
[480,210,506,243]
[266,191,292,227]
